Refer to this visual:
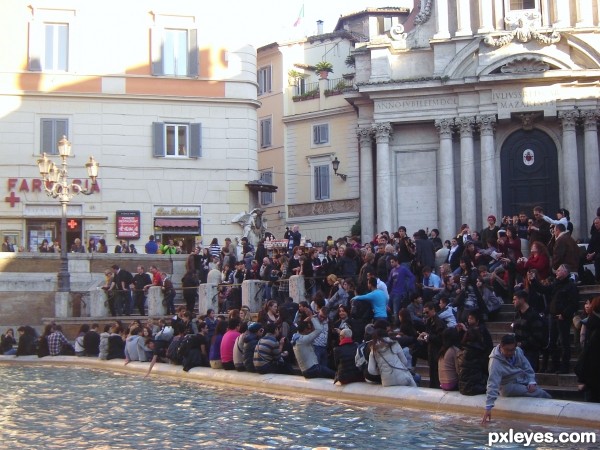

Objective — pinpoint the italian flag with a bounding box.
[293,4,304,27]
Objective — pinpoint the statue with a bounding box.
[231,208,267,248]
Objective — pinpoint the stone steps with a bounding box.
[409,284,600,398]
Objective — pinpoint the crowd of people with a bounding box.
[3,204,600,420]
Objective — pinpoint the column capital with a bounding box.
[476,115,497,135]
[373,122,392,143]
[356,126,374,141]
[434,118,454,138]
[580,109,599,131]
[558,110,579,131]
[455,116,475,137]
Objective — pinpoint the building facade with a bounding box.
[0,1,259,253]
[256,9,412,244]
[343,0,600,243]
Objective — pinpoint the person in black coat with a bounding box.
[333,328,364,384]
[181,269,200,314]
[529,264,580,373]
[83,324,101,357]
[575,297,600,402]
[16,326,38,356]
[456,326,488,396]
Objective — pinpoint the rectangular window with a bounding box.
[509,0,536,10]
[295,78,307,95]
[314,165,330,200]
[151,27,198,77]
[166,124,188,156]
[153,122,202,158]
[43,23,68,71]
[313,124,329,145]
[259,171,273,205]
[258,66,272,95]
[260,118,272,148]
[40,119,68,155]
[163,29,188,76]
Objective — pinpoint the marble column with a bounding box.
[434,0,451,39]
[554,0,572,28]
[456,117,476,229]
[558,110,581,238]
[435,119,456,242]
[540,0,551,27]
[477,115,497,223]
[456,0,473,36]
[576,0,594,27]
[374,122,393,233]
[493,0,504,31]
[582,110,600,226]
[478,0,494,33]
[358,126,375,243]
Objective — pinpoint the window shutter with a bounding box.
[56,119,68,143]
[321,165,330,199]
[188,29,198,77]
[321,125,329,143]
[189,123,202,158]
[313,126,318,145]
[41,119,54,154]
[28,21,42,71]
[266,66,272,92]
[150,27,163,76]
[260,171,273,205]
[265,120,271,147]
[153,122,165,157]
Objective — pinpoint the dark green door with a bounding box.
[501,129,559,216]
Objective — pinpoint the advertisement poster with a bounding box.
[116,210,140,239]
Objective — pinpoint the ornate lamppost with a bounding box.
[37,136,99,292]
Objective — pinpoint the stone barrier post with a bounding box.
[288,275,305,303]
[54,292,71,318]
[199,283,219,315]
[147,286,165,316]
[90,288,109,317]
[243,280,266,312]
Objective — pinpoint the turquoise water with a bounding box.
[0,365,595,449]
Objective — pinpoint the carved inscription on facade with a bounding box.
[288,199,360,218]
[492,88,557,111]
[376,97,457,112]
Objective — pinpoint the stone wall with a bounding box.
[0,253,186,331]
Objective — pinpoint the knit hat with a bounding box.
[248,322,262,333]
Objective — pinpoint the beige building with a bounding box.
[343,0,600,242]
[0,0,259,253]
[256,8,413,244]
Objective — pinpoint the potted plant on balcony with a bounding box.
[314,60,333,79]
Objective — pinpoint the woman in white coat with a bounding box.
[368,327,417,387]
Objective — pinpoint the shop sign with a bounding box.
[116,210,140,239]
[153,205,201,217]
[5,178,100,208]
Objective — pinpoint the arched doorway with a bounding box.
[500,129,559,216]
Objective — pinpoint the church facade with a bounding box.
[343,0,600,242]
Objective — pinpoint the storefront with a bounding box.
[23,204,106,252]
[153,205,202,253]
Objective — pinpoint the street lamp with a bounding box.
[331,157,347,181]
[37,136,100,292]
